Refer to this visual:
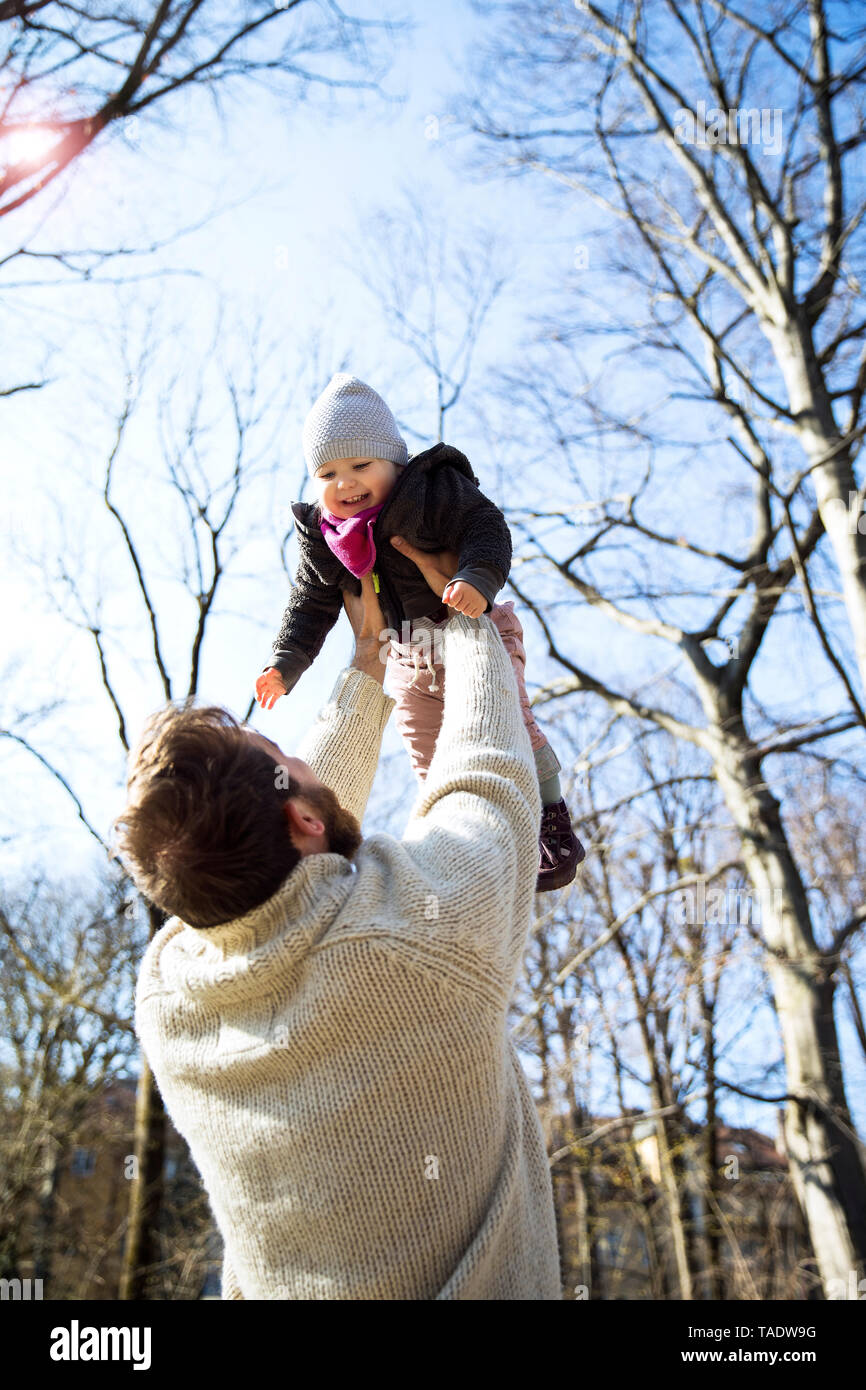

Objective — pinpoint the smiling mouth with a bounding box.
[339,493,371,506]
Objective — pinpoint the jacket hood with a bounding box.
[291,442,478,533]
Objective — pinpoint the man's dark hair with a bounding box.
[113,702,301,929]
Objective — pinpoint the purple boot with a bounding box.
[536,799,586,892]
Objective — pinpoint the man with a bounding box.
[118,536,562,1300]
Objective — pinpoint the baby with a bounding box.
[255,373,584,892]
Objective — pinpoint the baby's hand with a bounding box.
[442,579,486,619]
[255,668,288,711]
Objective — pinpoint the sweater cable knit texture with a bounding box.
[134,613,562,1300]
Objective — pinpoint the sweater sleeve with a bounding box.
[399,612,541,990]
[221,1249,245,1301]
[295,667,396,826]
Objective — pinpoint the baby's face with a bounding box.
[314,455,400,517]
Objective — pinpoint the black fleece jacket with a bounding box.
[265,442,512,694]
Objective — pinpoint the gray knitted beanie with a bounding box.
[303,374,408,476]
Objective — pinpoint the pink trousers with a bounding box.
[386,601,552,782]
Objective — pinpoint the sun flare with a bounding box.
[2,126,61,169]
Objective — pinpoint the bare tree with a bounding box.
[0,0,403,218]
[456,0,866,1295]
[501,385,866,1289]
[0,5,406,460]
[509,707,736,1297]
[343,182,511,444]
[462,0,866,690]
[1,305,309,1296]
[528,729,823,1299]
[0,873,139,1289]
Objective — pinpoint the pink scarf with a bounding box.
[319,501,385,578]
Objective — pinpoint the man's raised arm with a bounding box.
[389,538,542,991]
[295,574,395,826]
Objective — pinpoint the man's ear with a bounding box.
[283,798,325,841]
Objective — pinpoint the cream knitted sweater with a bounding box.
[135,612,562,1300]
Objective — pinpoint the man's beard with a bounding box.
[302,783,362,860]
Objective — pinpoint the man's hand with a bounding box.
[390,537,485,618]
[343,572,388,685]
[390,536,462,599]
[256,668,288,711]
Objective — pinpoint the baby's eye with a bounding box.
[353,461,371,470]
[319,471,334,480]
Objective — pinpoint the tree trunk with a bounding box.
[699,988,724,1300]
[707,713,866,1293]
[118,1058,166,1300]
[569,1159,593,1297]
[763,309,866,695]
[119,901,167,1301]
[569,1100,602,1299]
[623,1138,665,1298]
[32,1135,62,1285]
[617,942,695,1299]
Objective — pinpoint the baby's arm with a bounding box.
[256,546,347,707]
